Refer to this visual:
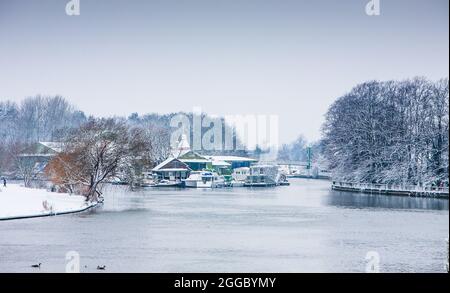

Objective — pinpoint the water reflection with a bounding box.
[327,190,449,211]
[0,179,448,273]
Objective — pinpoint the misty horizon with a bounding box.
[1,0,449,144]
[3,74,449,147]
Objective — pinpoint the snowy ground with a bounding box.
[0,184,95,220]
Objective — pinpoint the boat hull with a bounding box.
[184,180,225,188]
[185,180,212,188]
[147,182,184,188]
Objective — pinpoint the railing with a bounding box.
[332,181,449,194]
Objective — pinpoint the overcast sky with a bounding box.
[0,0,448,144]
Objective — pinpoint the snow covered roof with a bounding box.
[179,158,210,163]
[39,142,63,153]
[152,157,191,172]
[152,157,173,171]
[154,168,190,172]
[177,153,257,165]
[211,160,231,167]
[206,155,257,162]
[18,142,62,157]
[178,150,209,162]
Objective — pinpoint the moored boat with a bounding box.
[184,171,225,188]
[244,165,279,187]
[148,179,184,188]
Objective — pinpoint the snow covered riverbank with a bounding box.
[0,184,98,220]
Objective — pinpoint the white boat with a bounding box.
[141,172,155,187]
[230,180,245,187]
[231,167,250,187]
[184,171,225,188]
[148,179,184,188]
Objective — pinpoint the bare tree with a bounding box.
[46,118,165,201]
[16,155,39,187]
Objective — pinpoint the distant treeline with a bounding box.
[322,77,449,186]
[0,95,87,144]
[277,135,322,163]
[0,96,87,173]
[2,76,448,187]
[0,95,248,174]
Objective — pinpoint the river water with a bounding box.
[0,178,448,273]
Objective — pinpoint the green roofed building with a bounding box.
[178,150,211,171]
[172,134,259,174]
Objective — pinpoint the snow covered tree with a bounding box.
[45,118,168,200]
[0,96,86,177]
[16,155,39,187]
[322,77,449,186]
[61,119,130,201]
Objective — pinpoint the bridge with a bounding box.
[276,160,310,167]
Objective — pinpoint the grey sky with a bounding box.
[0,0,448,144]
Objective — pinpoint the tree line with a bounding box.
[2,76,447,199]
[0,95,87,144]
[0,96,173,199]
[322,77,449,186]
[0,95,247,200]
[0,96,87,173]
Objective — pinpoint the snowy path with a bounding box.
[0,184,98,220]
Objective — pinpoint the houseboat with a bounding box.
[244,165,280,187]
[184,171,225,188]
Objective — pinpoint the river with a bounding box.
[0,178,448,272]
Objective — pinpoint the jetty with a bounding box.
[332,181,449,199]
